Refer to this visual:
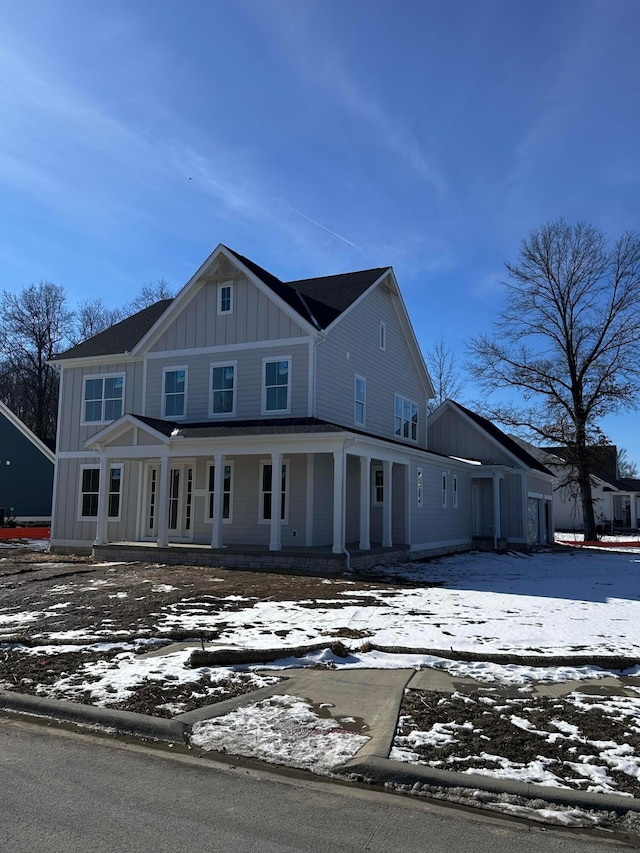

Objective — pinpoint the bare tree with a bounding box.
[426,336,464,413]
[468,219,640,541]
[125,279,174,313]
[617,447,639,479]
[0,281,74,439]
[71,298,125,346]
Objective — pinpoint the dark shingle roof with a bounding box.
[55,300,173,361]
[451,401,553,476]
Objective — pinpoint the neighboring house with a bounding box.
[537,445,640,532]
[49,245,547,568]
[428,400,555,549]
[0,401,55,524]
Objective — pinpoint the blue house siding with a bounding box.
[0,410,54,520]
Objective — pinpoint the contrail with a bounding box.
[268,192,356,247]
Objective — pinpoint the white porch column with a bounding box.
[210,453,224,549]
[305,453,314,546]
[382,459,393,547]
[630,494,638,529]
[94,456,110,546]
[359,456,370,550]
[493,472,502,550]
[269,451,282,552]
[156,455,170,548]
[332,449,345,554]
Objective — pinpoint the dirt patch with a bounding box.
[0,648,122,695]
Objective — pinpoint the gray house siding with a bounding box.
[312,454,334,546]
[428,407,514,466]
[409,458,473,548]
[315,281,427,445]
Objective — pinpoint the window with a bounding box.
[417,467,423,507]
[82,374,124,424]
[442,473,448,508]
[354,375,366,426]
[79,464,122,521]
[163,368,187,419]
[263,358,291,413]
[394,395,418,441]
[372,466,384,505]
[210,363,236,416]
[453,475,458,509]
[217,281,233,314]
[259,461,288,522]
[207,462,233,522]
[379,321,386,351]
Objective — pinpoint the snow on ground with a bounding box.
[150,549,640,658]
[191,694,369,772]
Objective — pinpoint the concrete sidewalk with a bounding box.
[2,662,640,818]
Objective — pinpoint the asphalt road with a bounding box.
[0,718,630,853]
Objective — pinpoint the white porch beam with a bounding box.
[210,452,224,549]
[359,456,371,551]
[93,456,109,546]
[382,459,393,547]
[332,449,345,554]
[269,451,282,552]
[156,456,170,548]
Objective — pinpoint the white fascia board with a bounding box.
[0,400,56,463]
[133,245,320,356]
[84,414,170,450]
[48,354,143,369]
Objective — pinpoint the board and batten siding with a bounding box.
[429,408,515,467]
[149,275,306,353]
[57,362,144,454]
[144,343,310,421]
[315,280,428,446]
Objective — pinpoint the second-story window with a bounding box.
[217,281,233,315]
[163,368,187,419]
[394,395,418,441]
[354,375,366,426]
[210,363,236,416]
[263,358,290,413]
[82,374,124,424]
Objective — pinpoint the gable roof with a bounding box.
[0,401,56,463]
[543,445,636,492]
[54,300,173,361]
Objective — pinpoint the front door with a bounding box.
[142,463,193,541]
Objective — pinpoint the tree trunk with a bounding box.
[575,445,598,541]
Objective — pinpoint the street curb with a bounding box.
[340,754,640,815]
[0,689,189,744]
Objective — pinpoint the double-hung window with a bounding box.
[163,367,187,419]
[442,473,448,508]
[259,460,288,522]
[82,375,124,424]
[210,363,236,416]
[417,467,423,507]
[354,375,366,426]
[372,466,384,505]
[394,395,418,441]
[453,475,458,509]
[263,358,291,414]
[217,281,233,315]
[79,464,122,521]
[207,462,233,522]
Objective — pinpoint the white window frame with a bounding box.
[379,321,386,351]
[209,361,237,417]
[417,467,423,507]
[262,356,291,415]
[206,461,234,523]
[78,463,123,522]
[81,373,125,426]
[394,394,419,442]
[354,375,366,426]
[217,281,234,315]
[442,472,448,508]
[259,459,289,523]
[162,366,188,420]
[453,474,458,509]
[372,466,384,506]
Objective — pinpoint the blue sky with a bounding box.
[1,0,639,466]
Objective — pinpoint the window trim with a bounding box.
[206,461,234,524]
[162,366,188,420]
[453,474,458,509]
[379,321,386,351]
[261,356,292,415]
[417,467,423,507]
[258,459,289,524]
[394,394,419,442]
[78,463,123,522]
[354,374,366,427]
[217,281,234,315]
[442,472,448,508]
[372,466,384,506]
[81,373,125,426]
[209,361,237,418]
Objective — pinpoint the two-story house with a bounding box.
[49,245,547,569]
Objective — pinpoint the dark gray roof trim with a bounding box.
[451,401,554,476]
